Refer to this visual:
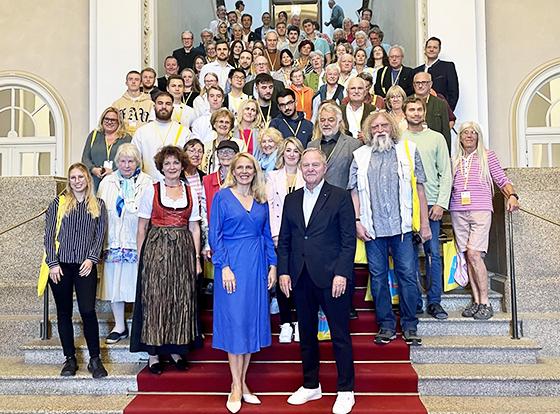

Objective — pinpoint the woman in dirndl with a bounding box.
[130,145,202,374]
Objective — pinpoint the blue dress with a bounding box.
[209,188,277,354]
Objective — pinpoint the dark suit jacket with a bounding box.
[243,79,285,101]
[172,47,203,73]
[157,76,168,92]
[414,60,459,110]
[277,182,356,289]
[255,26,274,41]
[340,103,375,138]
[374,65,414,97]
[424,94,451,151]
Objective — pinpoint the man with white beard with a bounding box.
[348,111,431,347]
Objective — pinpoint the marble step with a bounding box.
[0,394,131,414]
[0,358,139,395]
[421,396,560,413]
[49,310,514,339]
[410,336,540,364]
[416,357,560,396]
[515,277,560,313]
[0,315,43,357]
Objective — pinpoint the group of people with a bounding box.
[41,4,520,414]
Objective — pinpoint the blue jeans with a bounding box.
[414,207,442,306]
[365,233,419,332]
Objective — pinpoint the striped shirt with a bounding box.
[449,150,511,212]
[44,196,107,267]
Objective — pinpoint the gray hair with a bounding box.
[309,51,325,61]
[389,45,405,57]
[301,147,327,165]
[115,143,142,168]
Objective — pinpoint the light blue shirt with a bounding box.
[303,179,325,226]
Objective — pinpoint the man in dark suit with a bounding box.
[172,31,203,73]
[341,77,375,141]
[278,147,356,414]
[414,37,459,111]
[412,71,451,152]
[374,45,414,97]
[254,11,273,40]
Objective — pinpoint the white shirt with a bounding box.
[138,181,200,221]
[302,179,325,226]
[191,114,214,144]
[193,95,210,117]
[346,104,364,138]
[131,120,190,181]
[198,60,234,91]
[172,103,196,128]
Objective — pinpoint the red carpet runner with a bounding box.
[124,267,428,413]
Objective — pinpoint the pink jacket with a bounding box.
[266,167,305,239]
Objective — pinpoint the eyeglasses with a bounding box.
[217,148,236,156]
[103,118,119,123]
[232,75,246,81]
[413,81,431,86]
[278,100,295,108]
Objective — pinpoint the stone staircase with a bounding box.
[1,175,560,413]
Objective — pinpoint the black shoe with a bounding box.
[416,305,424,315]
[374,328,397,344]
[426,303,448,320]
[105,328,129,344]
[172,356,189,371]
[349,308,358,320]
[60,356,78,377]
[148,361,163,375]
[87,357,108,379]
[403,330,422,346]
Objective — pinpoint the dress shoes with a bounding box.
[287,384,322,405]
[60,356,78,377]
[87,356,108,379]
[242,393,261,404]
[332,391,355,414]
[148,361,163,375]
[226,393,242,413]
[172,357,189,371]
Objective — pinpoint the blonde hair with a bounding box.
[115,143,142,168]
[312,101,346,140]
[223,153,268,203]
[97,107,127,137]
[454,121,492,187]
[275,137,304,169]
[63,163,101,218]
[236,98,263,129]
[385,85,406,111]
[258,127,283,145]
[363,111,401,146]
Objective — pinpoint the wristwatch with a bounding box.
[509,193,519,200]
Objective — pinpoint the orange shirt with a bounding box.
[289,85,314,121]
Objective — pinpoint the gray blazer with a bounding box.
[307,133,362,189]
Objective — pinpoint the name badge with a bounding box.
[461,191,471,205]
[103,160,114,170]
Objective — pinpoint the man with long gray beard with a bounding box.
[348,111,431,346]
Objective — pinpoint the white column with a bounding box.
[89,0,144,128]
[424,0,489,146]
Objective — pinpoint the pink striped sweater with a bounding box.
[449,150,511,212]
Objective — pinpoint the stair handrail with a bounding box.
[507,207,560,340]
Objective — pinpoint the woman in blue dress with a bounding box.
[209,152,277,413]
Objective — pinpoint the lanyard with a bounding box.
[391,67,403,86]
[265,49,278,70]
[240,129,253,152]
[259,104,272,128]
[286,172,297,193]
[283,119,302,137]
[461,153,475,190]
[105,138,115,160]
[153,122,174,146]
[321,139,338,164]
[182,91,193,105]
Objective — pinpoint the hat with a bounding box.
[216,140,240,153]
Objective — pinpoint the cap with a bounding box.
[216,140,240,153]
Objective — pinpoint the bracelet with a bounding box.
[355,218,361,222]
[509,193,519,200]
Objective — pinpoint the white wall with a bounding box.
[425,0,489,148]
[90,0,143,127]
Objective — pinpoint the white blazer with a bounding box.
[266,167,305,239]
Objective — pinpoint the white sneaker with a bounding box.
[332,391,355,414]
[270,297,280,314]
[279,323,294,343]
[293,322,300,342]
[287,384,322,405]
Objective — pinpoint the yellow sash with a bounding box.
[404,140,421,232]
[37,195,66,296]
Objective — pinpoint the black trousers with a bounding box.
[276,282,296,324]
[292,267,355,391]
[49,263,100,358]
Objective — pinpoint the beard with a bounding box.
[156,109,172,121]
[371,133,395,152]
